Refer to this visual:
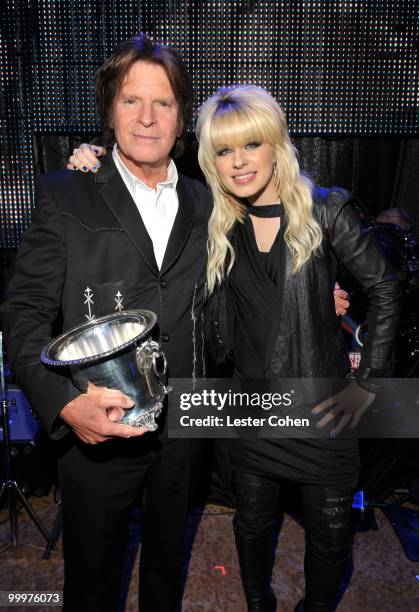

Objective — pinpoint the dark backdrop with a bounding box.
[1,133,418,302]
[2,1,418,249]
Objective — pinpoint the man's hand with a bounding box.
[312,381,375,436]
[60,384,148,444]
[67,143,106,173]
[333,282,350,317]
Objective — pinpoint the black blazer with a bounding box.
[206,187,402,380]
[2,154,212,438]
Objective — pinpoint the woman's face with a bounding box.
[214,140,278,205]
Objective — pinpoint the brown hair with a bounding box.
[96,33,193,156]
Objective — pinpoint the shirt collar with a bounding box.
[112,144,178,192]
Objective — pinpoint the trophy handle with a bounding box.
[136,339,167,378]
[152,351,167,377]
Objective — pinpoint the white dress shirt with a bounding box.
[112,144,179,269]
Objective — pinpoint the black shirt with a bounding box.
[229,213,281,378]
[226,208,359,487]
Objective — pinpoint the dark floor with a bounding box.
[1,494,418,612]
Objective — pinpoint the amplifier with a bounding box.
[0,385,40,442]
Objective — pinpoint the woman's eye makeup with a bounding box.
[215,147,232,156]
[215,141,262,156]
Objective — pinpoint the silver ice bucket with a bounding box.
[40,310,169,431]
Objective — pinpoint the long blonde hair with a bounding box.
[195,85,323,293]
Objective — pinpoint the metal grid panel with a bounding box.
[1,0,418,247]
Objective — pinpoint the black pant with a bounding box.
[233,470,354,612]
[58,437,199,612]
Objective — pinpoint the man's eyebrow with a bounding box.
[118,92,176,103]
[154,96,176,102]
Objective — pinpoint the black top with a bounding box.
[227,207,359,487]
[229,210,281,378]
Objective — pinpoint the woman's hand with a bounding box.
[312,381,375,436]
[333,282,350,316]
[67,143,106,173]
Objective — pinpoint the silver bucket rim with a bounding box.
[40,309,157,368]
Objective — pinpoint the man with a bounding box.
[2,34,211,611]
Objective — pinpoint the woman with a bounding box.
[195,85,400,612]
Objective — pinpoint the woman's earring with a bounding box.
[273,162,279,183]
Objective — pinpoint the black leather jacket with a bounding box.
[205,187,402,380]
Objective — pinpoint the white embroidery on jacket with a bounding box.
[191,282,198,388]
[84,286,95,321]
[201,284,207,378]
[115,290,124,312]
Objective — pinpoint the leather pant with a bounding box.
[233,470,354,612]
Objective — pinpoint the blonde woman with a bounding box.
[196,85,400,612]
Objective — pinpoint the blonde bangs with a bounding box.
[210,105,274,153]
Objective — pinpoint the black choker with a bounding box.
[247,204,282,218]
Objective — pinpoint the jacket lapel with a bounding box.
[95,154,159,275]
[160,175,196,275]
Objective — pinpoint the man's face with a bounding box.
[111,60,181,182]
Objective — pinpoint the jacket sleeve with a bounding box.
[1,176,80,438]
[321,189,402,379]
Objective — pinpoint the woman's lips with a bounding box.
[232,172,256,185]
